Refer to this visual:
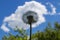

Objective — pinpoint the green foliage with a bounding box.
[2,22,60,40]
[55,22,60,30]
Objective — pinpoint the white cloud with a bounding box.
[58,13,60,15]
[50,3,56,14]
[1,1,47,32]
[1,1,51,32]
[1,23,10,32]
[46,2,56,15]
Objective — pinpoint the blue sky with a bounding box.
[0,0,60,40]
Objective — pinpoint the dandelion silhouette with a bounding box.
[22,11,38,40]
[22,11,38,24]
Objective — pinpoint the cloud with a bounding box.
[50,3,56,14]
[46,2,56,15]
[58,13,60,15]
[1,1,57,32]
[1,23,10,32]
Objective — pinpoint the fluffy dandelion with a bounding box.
[22,11,38,40]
